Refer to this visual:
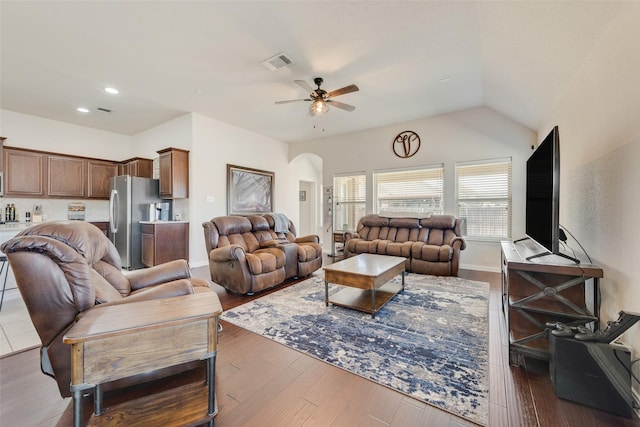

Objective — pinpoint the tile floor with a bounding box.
[0,297,40,356]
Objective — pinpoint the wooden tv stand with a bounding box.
[501,240,603,367]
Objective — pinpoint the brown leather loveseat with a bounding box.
[1,220,214,398]
[344,214,466,276]
[202,213,322,295]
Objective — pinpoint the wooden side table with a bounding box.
[63,293,222,427]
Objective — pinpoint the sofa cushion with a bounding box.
[245,248,285,274]
[297,243,321,262]
[377,240,413,257]
[213,216,252,235]
[420,215,456,229]
[359,214,390,228]
[412,243,453,262]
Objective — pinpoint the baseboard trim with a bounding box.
[460,263,501,273]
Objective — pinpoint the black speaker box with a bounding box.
[550,334,634,418]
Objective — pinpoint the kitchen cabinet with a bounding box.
[90,221,109,238]
[157,148,189,199]
[141,222,189,267]
[3,147,46,197]
[47,154,86,198]
[87,159,118,199]
[118,157,153,178]
[501,240,603,367]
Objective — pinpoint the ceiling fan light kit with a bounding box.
[276,77,359,116]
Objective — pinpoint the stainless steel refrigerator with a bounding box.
[109,176,165,270]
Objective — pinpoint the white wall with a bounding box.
[539,2,640,383]
[290,106,536,271]
[0,109,132,160]
[187,113,298,267]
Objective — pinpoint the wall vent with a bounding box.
[260,52,294,71]
[96,107,112,113]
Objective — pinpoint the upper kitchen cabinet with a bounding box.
[3,147,46,197]
[157,148,189,199]
[47,154,86,198]
[119,157,153,178]
[87,159,118,199]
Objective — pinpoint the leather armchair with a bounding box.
[202,215,286,295]
[1,220,212,398]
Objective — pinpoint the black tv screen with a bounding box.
[525,126,560,254]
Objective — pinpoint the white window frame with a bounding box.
[455,157,512,240]
[373,164,444,215]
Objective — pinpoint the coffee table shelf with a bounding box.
[323,254,406,318]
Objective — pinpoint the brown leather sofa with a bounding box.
[202,214,322,295]
[344,214,466,276]
[1,220,213,398]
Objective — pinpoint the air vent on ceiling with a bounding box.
[96,107,112,113]
[260,52,294,71]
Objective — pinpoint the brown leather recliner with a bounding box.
[1,220,213,398]
[202,214,322,295]
[202,215,287,295]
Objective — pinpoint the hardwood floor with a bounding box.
[0,257,638,426]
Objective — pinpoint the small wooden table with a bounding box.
[63,293,222,427]
[323,254,406,318]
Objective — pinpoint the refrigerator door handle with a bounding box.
[109,189,119,234]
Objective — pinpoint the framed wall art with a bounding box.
[227,164,274,215]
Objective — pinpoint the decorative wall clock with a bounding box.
[392,131,420,158]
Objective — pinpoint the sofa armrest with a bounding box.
[103,279,196,306]
[260,239,287,248]
[209,244,247,262]
[344,231,359,242]
[450,236,466,251]
[295,234,319,244]
[127,259,192,291]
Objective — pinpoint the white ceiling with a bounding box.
[0,1,625,143]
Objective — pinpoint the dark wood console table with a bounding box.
[501,240,603,367]
[63,293,222,427]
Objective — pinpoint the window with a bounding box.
[374,165,444,215]
[333,173,366,231]
[455,158,512,239]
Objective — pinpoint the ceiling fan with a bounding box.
[275,77,359,116]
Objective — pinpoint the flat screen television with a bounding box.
[524,126,577,263]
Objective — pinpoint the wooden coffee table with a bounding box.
[323,254,406,318]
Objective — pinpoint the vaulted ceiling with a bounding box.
[0,1,625,143]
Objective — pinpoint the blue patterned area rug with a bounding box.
[221,272,490,425]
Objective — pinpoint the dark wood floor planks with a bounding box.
[0,259,638,426]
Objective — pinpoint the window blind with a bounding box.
[374,165,444,215]
[333,173,366,231]
[455,158,512,239]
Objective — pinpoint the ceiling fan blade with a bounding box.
[295,80,318,97]
[327,99,356,112]
[327,84,359,98]
[275,98,311,105]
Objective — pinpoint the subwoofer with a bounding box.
[549,334,634,418]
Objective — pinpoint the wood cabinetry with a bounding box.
[47,154,86,198]
[157,148,189,199]
[3,146,119,200]
[3,147,46,197]
[118,157,153,178]
[141,222,189,267]
[501,240,603,366]
[87,160,118,199]
[90,221,109,238]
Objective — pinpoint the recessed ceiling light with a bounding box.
[439,77,451,83]
[76,107,90,113]
[104,87,119,94]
